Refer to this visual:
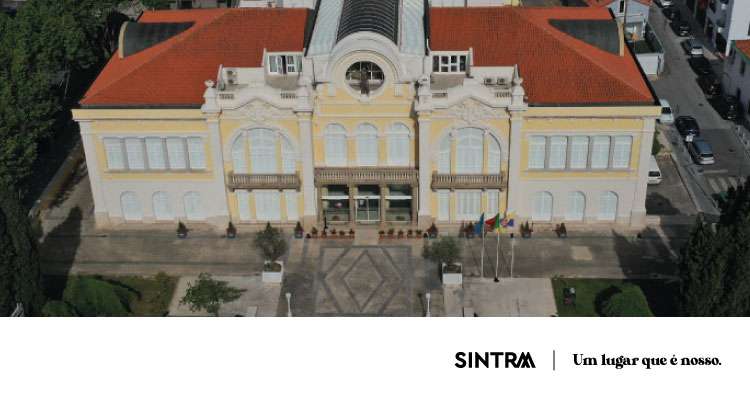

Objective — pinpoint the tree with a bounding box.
[651,133,661,155]
[179,273,245,316]
[676,177,750,316]
[0,186,45,316]
[430,237,462,266]
[42,300,78,317]
[60,276,137,317]
[601,285,654,317]
[252,223,288,261]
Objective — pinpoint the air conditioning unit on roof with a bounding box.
[484,76,496,85]
[497,77,508,85]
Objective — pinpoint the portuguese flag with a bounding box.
[485,213,502,232]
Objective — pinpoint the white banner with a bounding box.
[1,318,746,399]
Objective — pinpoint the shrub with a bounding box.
[651,133,661,156]
[253,224,288,261]
[62,276,137,317]
[179,273,245,317]
[42,300,77,317]
[177,221,188,233]
[602,285,654,317]
[430,237,462,266]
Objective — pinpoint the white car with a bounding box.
[655,0,673,7]
[648,156,662,185]
[659,99,674,124]
[683,39,703,57]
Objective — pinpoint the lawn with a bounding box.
[44,273,177,317]
[551,278,677,317]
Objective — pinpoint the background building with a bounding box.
[686,0,750,55]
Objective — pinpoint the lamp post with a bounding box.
[509,233,515,279]
[285,292,292,317]
[425,292,431,317]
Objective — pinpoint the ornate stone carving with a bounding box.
[433,100,501,122]
[223,100,294,121]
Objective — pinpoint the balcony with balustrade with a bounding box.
[431,172,507,191]
[227,172,301,191]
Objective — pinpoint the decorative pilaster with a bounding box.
[416,74,434,225]
[207,119,230,226]
[297,114,317,229]
[78,121,110,228]
[631,118,655,228]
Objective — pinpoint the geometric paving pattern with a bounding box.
[312,246,412,316]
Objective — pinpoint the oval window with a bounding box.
[345,61,384,95]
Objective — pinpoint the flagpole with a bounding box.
[494,227,500,282]
[480,221,485,278]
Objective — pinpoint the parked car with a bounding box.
[688,139,715,165]
[682,39,703,56]
[675,116,701,138]
[697,74,720,96]
[663,5,681,20]
[655,0,673,7]
[659,99,674,124]
[688,56,712,75]
[712,95,740,121]
[648,156,662,185]
[670,20,691,36]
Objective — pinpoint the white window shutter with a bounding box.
[125,138,145,170]
[121,192,142,221]
[152,192,173,221]
[438,191,450,221]
[184,191,205,221]
[250,129,278,174]
[488,139,501,174]
[548,137,567,169]
[187,138,206,170]
[529,137,546,169]
[232,136,247,174]
[146,138,165,170]
[598,191,618,221]
[324,124,348,167]
[570,137,589,169]
[455,128,483,173]
[591,137,610,169]
[285,190,298,221]
[355,123,379,166]
[167,138,186,169]
[612,137,632,168]
[237,190,251,221]
[532,191,552,221]
[438,137,451,174]
[105,139,124,170]
[565,192,585,221]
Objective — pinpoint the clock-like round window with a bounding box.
[345,61,384,95]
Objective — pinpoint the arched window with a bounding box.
[455,128,483,173]
[324,124,348,166]
[280,136,296,174]
[232,136,247,174]
[249,129,278,174]
[488,137,501,174]
[184,191,205,221]
[437,136,451,174]
[152,192,173,221]
[387,123,409,166]
[598,191,618,221]
[566,191,585,221]
[355,123,379,166]
[532,191,553,221]
[120,192,142,221]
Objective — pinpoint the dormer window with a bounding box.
[432,53,467,74]
[268,54,302,75]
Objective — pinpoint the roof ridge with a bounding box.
[84,9,232,103]
[514,8,650,101]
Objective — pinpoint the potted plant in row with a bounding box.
[177,221,188,239]
[349,229,355,239]
[330,229,337,238]
[397,229,404,239]
[464,222,475,239]
[339,229,346,239]
[520,221,533,239]
[311,227,318,239]
[321,229,328,239]
[407,229,414,239]
[555,223,567,239]
[379,230,385,239]
[427,223,439,239]
[226,222,237,239]
[254,223,288,285]
[294,222,304,239]
[388,228,395,239]
[431,237,463,286]
[415,229,423,238]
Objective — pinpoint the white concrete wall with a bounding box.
[722,47,750,115]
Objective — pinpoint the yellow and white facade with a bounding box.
[73,3,660,231]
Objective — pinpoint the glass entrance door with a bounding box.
[354,185,380,223]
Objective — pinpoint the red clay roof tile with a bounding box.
[581,0,653,7]
[429,6,655,105]
[81,8,309,106]
[734,40,750,60]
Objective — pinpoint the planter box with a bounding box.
[557,232,567,239]
[465,232,475,239]
[177,232,188,239]
[312,234,318,239]
[294,232,304,239]
[262,261,284,284]
[521,232,532,239]
[226,231,237,239]
[349,234,355,239]
[442,262,463,286]
[429,232,438,238]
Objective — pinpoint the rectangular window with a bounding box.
[125,138,145,170]
[528,136,546,169]
[570,137,589,169]
[146,138,165,170]
[104,138,124,170]
[618,0,625,13]
[286,55,296,73]
[433,54,467,73]
[548,137,567,169]
[269,54,301,74]
[285,190,298,221]
[487,190,499,218]
[438,191,450,221]
[187,138,206,170]
[456,191,481,220]
[255,190,281,221]
[591,136,610,169]
[166,138,186,170]
[237,190,251,221]
[612,136,633,168]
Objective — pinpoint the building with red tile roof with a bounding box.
[73,3,660,233]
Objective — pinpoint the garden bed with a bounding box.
[551,278,676,317]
